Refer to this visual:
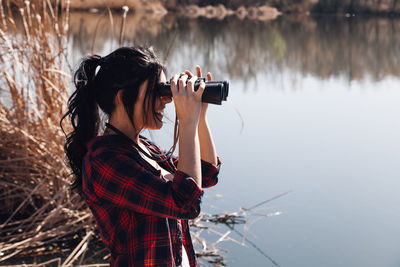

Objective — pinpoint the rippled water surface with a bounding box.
[71,14,400,267]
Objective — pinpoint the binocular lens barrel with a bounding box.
[158,79,229,105]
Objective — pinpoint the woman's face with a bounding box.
[133,70,171,131]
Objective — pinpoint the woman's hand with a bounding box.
[184,66,218,166]
[184,65,212,117]
[170,73,205,126]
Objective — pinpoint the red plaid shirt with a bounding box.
[82,134,221,267]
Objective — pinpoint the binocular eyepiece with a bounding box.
[157,78,229,105]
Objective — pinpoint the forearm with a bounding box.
[177,122,202,188]
[198,115,218,165]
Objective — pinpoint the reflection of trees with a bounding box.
[70,13,400,81]
[313,0,400,14]
[279,16,400,80]
[69,11,168,61]
[125,17,289,80]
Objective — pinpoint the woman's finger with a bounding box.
[178,74,188,95]
[207,72,212,81]
[186,75,198,94]
[196,65,202,78]
[185,70,194,78]
[170,74,179,97]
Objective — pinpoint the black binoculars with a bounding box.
[158,78,229,105]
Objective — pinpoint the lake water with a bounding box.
[70,13,400,267]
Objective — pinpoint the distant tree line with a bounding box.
[313,0,400,14]
[166,0,400,14]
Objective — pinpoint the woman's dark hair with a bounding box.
[60,46,166,193]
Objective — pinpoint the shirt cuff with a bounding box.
[171,170,204,210]
[201,156,221,188]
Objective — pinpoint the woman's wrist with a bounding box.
[197,116,218,165]
[180,120,199,129]
[198,116,208,129]
[199,108,208,122]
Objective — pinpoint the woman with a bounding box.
[61,46,221,267]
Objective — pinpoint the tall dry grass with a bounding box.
[0,0,97,263]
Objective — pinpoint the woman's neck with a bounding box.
[108,117,140,143]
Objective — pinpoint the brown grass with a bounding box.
[0,0,97,263]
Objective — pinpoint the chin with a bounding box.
[148,121,163,130]
[156,122,163,129]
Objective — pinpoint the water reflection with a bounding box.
[70,12,400,82]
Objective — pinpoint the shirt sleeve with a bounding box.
[200,157,221,188]
[169,154,221,189]
[83,147,203,220]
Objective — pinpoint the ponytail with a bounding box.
[61,55,102,193]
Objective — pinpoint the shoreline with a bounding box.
[10,1,400,17]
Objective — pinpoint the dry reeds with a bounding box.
[190,192,289,267]
[0,0,96,263]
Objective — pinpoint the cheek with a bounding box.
[135,98,158,128]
